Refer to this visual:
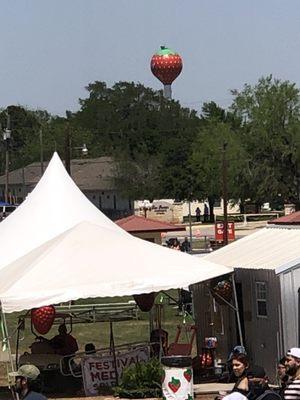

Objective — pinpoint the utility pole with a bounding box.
[64,122,71,175]
[222,142,228,245]
[188,200,193,251]
[3,113,11,203]
[39,129,44,175]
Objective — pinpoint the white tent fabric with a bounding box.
[0,152,125,270]
[0,221,232,313]
[204,225,300,270]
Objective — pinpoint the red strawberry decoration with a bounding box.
[184,368,192,382]
[168,377,181,393]
[133,293,156,312]
[151,46,183,85]
[31,305,56,334]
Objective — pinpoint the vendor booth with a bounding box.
[193,220,300,381]
[0,153,232,398]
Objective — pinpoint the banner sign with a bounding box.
[215,222,235,242]
[82,346,150,396]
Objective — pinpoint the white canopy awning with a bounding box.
[0,153,124,270]
[204,225,300,270]
[0,221,232,313]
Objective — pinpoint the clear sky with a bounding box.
[0,0,300,115]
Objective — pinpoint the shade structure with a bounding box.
[0,152,124,271]
[204,225,300,270]
[0,221,232,313]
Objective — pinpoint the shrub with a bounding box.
[114,357,163,398]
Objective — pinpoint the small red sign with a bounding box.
[215,222,235,242]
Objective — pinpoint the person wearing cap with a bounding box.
[10,364,47,399]
[277,357,289,398]
[284,348,300,400]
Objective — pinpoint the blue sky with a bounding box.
[0,0,300,115]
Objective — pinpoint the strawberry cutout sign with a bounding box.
[184,368,192,382]
[31,305,56,334]
[168,377,181,393]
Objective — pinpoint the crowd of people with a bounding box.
[220,346,300,400]
[9,326,300,400]
[166,236,191,252]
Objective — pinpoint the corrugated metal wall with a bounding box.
[192,269,282,382]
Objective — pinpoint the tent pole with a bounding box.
[110,321,118,386]
[231,274,244,348]
[15,320,21,370]
[0,301,18,400]
[0,302,15,373]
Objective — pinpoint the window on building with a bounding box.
[256,281,267,317]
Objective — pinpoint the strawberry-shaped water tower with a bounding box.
[150,46,183,99]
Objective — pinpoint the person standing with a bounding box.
[172,238,181,250]
[284,348,300,400]
[195,207,201,222]
[204,203,209,222]
[277,357,289,397]
[181,237,191,253]
[10,364,47,400]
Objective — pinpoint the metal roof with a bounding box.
[204,225,300,271]
[0,157,115,191]
[115,214,185,233]
[270,211,300,225]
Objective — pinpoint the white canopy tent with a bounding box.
[0,152,232,313]
[0,152,125,271]
[0,153,233,374]
[0,221,232,313]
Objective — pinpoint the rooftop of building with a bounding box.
[115,214,185,233]
[269,211,300,225]
[0,157,116,191]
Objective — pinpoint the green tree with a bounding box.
[231,75,300,208]
[0,106,49,172]
[75,81,200,200]
[191,120,246,220]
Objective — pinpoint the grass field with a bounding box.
[0,291,196,388]
[4,291,193,355]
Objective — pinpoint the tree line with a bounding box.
[1,75,300,217]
